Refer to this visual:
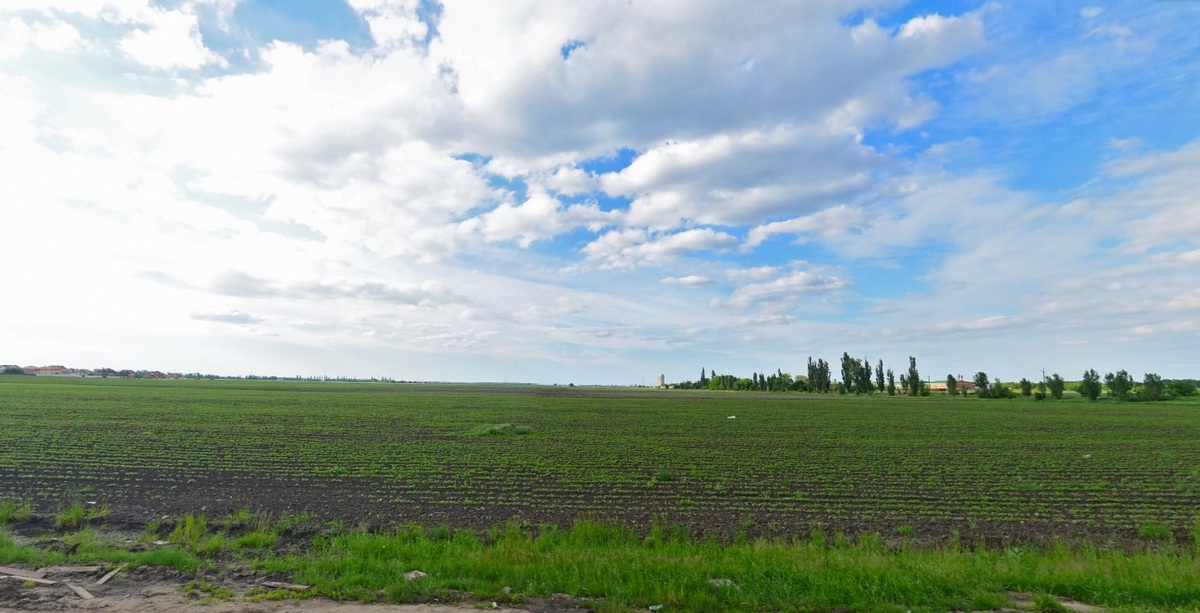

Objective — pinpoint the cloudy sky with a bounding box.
[2,1,1198,384]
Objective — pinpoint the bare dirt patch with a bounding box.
[0,564,592,613]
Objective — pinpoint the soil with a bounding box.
[0,563,593,613]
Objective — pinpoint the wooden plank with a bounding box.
[95,563,127,586]
[0,566,46,579]
[40,566,103,574]
[1,575,58,586]
[65,583,95,600]
[260,581,311,590]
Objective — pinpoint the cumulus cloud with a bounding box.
[582,227,737,269]
[601,127,885,229]
[4,0,1197,382]
[120,7,219,69]
[433,0,986,160]
[459,187,615,247]
[347,0,429,49]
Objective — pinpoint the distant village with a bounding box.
[1,363,404,383]
[1,364,184,379]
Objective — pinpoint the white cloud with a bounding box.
[4,1,1197,383]
[743,205,866,251]
[347,0,428,49]
[543,165,597,195]
[460,187,614,247]
[661,275,712,286]
[192,310,265,325]
[582,227,737,269]
[432,0,986,161]
[725,268,849,309]
[120,7,218,69]
[601,126,885,230]
[0,16,82,58]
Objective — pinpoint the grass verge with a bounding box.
[3,518,1200,612]
[254,521,1200,612]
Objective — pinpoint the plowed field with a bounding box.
[2,377,1197,546]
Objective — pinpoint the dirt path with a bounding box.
[0,567,589,613]
[0,585,534,613]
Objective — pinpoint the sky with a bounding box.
[2,0,1198,384]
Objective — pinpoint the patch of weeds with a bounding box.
[221,508,256,530]
[245,586,310,602]
[170,515,209,550]
[1031,593,1070,613]
[55,501,86,529]
[196,534,226,556]
[1138,521,1173,541]
[21,580,36,589]
[468,423,534,437]
[137,520,163,543]
[0,499,33,525]
[275,512,318,537]
[181,580,235,601]
[654,470,674,482]
[233,530,278,550]
[54,501,108,529]
[896,525,916,537]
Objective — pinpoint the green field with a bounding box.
[1,376,1197,545]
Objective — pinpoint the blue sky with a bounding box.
[2,0,1198,384]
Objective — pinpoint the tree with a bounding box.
[899,374,908,395]
[886,369,896,396]
[857,355,873,394]
[907,356,921,397]
[1,366,23,375]
[973,372,990,396]
[840,353,857,394]
[875,360,885,393]
[1141,373,1165,401]
[1166,380,1196,397]
[1047,373,1065,400]
[1079,369,1102,401]
[947,374,958,396]
[1104,370,1134,400]
[1019,378,1032,397]
[700,368,708,387]
[989,378,1015,398]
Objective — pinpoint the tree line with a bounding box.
[674,354,927,396]
[671,357,1196,402]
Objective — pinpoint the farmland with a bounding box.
[1,376,1198,546]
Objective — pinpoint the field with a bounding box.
[2,377,1198,547]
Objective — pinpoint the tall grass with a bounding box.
[0,500,33,525]
[256,520,1200,612]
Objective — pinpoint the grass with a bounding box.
[0,499,33,525]
[2,516,1199,611]
[54,501,110,529]
[1139,521,1174,541]
[250,519,1200,612]
[0,527,202,572]
[467,422,534,436]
